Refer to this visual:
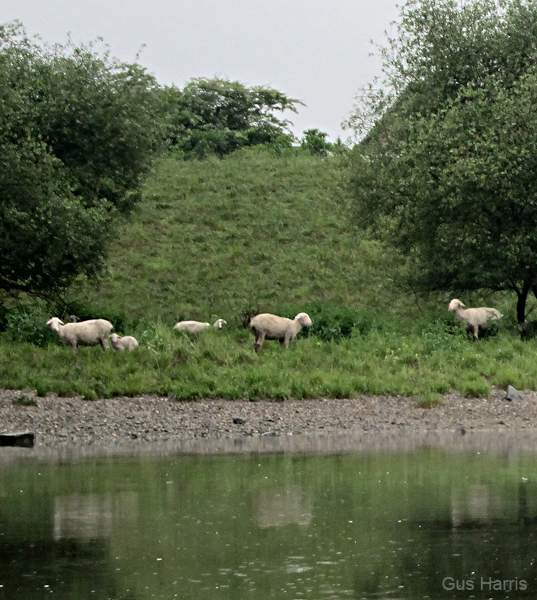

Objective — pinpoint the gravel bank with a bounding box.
[1,387,537,449]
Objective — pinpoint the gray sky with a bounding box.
[3,0,401,142]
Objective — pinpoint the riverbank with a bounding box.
[1,387,536,448]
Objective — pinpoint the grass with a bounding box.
[66,149,407,324]
[1,148,533,400]
[1,321,537,400]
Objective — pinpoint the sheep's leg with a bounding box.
[100,338,109,351]
[280,336,290,348]
[254,332,265,353]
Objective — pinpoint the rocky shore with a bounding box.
[1,387,537,450]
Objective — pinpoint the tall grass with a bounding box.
[1,150,531,401]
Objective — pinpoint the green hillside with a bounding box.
[70,150,402,326]
[3,149,531,402]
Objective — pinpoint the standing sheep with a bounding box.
[173,319,227,333]
[249,312,313,352]
[46,317,113,353]
[110,333,139,351]
[448,299,503,340]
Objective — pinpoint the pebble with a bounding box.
[1,388,537,447]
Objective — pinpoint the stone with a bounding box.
[505,385,525,402]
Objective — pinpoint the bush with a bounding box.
[0,22,167,299]
[1,309,56,346]
[305,304,386,342]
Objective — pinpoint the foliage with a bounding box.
[0,22,167,298]
[303,303,386,341]
[163,77,302,158]
[1,308,57,347]
[346,0,537,322]
[300,129,332,156]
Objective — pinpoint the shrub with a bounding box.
[298,304,386,342]
[1,309,56,347]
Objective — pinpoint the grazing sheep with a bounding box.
[249,312,313,352]
[46,317,113,353]
[110,333,139,351]
[448,299,503,340]
[173,319,227,334]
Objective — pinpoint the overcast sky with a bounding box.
[3,0,401,142]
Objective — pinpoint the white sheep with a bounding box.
[173,318,227,334]
[110,333,139,351]
[249,312,313,352]
[448,299,503,340]
[46,317,113,353]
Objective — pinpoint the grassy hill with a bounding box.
[2,149,535,402]
[69,149,404,328]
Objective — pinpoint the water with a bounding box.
[1,433,537,599]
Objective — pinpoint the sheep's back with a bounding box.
[174,321,211,333]
[61,319,113,345]
[112,334,138,350]
[462,307,502,327]
[484,308,502,320]
[121,336,139,350]
[249,314,293,339]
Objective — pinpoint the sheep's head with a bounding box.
[46,317,64,332]
[295,312,313,327]
[213,319,227,330]
[448,299,464,312]
[110,333,121,343]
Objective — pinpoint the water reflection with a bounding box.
[451,483,501,526]
[1,435,537,599]
[255,485,312,528]
[53,492,138,541]
[54,494,112,540]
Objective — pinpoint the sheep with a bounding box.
[448,299,503,340]
[110,333,139,351]
[249,312,313,352]
[46,317,113,353]
[173,318,227,334]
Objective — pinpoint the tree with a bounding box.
[0,22,167,298]
[300,129,332,156]
[163,77,303,158]
[346,0,537,322]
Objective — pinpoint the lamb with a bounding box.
[448,299,503,341]
[110,333,139,351]
[173,318,227,334]
[249,312,313,352]
[46,317,113,353]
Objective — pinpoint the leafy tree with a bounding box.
[0,22,166,298]
[164,77,302,158]
[300,129,332,156]
[346,0,537,322]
